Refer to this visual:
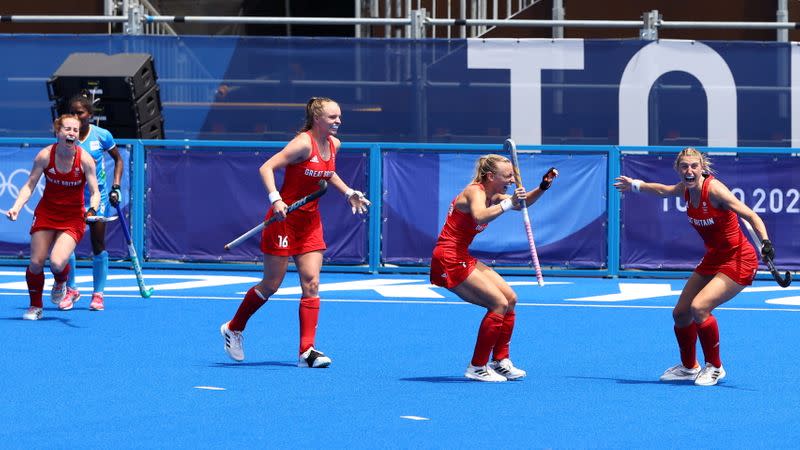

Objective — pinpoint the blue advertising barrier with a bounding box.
[620,150,800,270]
[0,141,130,259]
[2,139,797,278]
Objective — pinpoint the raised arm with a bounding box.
[614,175,684,197]
[521,167,559,207]
[464,184,513,225]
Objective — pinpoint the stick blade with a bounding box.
[85,215,119,223]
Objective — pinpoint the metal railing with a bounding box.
[1,6,797,41]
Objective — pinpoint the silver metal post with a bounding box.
[459,0,466,38]
[640,9,659,40]
[125,0,143,35]
[355,0,361,37]
[777,0,788,42]
[410,9,425,38]
[553,0,564,38]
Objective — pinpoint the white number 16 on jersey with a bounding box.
[277,235,289,248]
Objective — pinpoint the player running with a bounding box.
[5,115,100,320]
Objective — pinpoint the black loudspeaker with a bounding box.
[96,86,162,127]
[48,53,157,100]
[48,52,164,139]
[113,116,165,140]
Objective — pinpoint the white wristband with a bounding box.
[344,188,355,199]
[631,179,642,193]
[499,198,514,212]
[268,191,282,204]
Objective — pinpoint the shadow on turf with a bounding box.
[1,315,82,328]
[400,376,474,383]
[566,375,753,390]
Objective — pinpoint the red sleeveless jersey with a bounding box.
[279,131,336,213]
[435,184,489,258]
[685,175,749,252]
[35,145,86,217]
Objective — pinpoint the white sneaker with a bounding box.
[298,347,332,368]
[659,363,701,381]
[694,363,726,386]
[465,364,507,382]
[220,322,244,362]
[50,282,66,305]
[22,306,43,321]
[489,358,527,380]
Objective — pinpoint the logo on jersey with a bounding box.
[688,217,715,227]
[310,155,319,163]
[44,174,83,187]
[90,141,101,151]
[47,168,56,175]
[303,168,333,178]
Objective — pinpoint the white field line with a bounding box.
[2,291,799,312]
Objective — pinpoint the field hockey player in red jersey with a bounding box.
[615,147,775,386]
[220,97,370,368]
[5,115,100,321]
[431,154,558,382]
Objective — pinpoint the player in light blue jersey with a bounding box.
[59,94,124,311]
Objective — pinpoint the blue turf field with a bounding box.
[2,268,800,448]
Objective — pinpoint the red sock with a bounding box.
[674,322,698,368]
[52,264,70,284]
[470,312,505,367]
[492,310,516,361]
[26,268,45,308]
[697,315,722,368]
[299,297,320,354]
[228,287,267,331]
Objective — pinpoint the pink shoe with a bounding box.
[89,292,105,311]
[58,287,81,311]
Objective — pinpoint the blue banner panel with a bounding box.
[0,35,795,147]
[382,150,606,268]
[145,148,367,264]
[382,151,441,265]
[620,154,800,270]
[0,144,128,259]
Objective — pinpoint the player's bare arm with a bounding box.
[463,184,506,224]
[259,135,312,193]
[81,150,101,211]
[710,179,770,242]
[614,175,684,197]
[6,148,48,220]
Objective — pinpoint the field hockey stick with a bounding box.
[114,204,154,298]
[740,219,792,287]
[504,138,545,287]
[85,215,119,223]
[224,179,328,251]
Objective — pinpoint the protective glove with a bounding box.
[109,184,121,207]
